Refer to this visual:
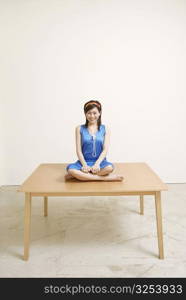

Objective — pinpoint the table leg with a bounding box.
[155,191,164,259]
[24,192,31,261]
[44,196,48,217]
[140,195,144,215]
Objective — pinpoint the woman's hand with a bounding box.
[81,165,91,173]
[91,164,100,174]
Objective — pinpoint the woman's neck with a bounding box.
[88,122,98,128]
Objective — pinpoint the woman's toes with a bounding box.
[103,174,124,181]
[64,173,74,181]
[112,175,124,181]
[117,175,124,181]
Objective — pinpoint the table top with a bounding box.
[18,163,168,195]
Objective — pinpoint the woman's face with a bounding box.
[85,107,101,125]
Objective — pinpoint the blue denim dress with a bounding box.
[66,124,114,171]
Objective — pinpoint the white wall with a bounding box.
[1,0,186,184]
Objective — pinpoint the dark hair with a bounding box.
[84,100,102,130]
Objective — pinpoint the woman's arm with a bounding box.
[95,125,111,166]
[75,126,87,167]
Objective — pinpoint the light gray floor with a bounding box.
[0,184,186,278]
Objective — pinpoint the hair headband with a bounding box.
[85,101,101,109]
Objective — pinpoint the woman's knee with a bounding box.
[68,169,78,175]
[104,165,114,173]
[98,165,113,175]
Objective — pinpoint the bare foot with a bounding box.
[64,173,76,181]
[103,174,124,181]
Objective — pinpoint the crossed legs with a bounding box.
[65,165,124,181]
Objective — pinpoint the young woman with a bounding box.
[65,100,123,181]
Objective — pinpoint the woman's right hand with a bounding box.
[81,165,91,173]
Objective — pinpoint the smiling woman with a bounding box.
[65,100,124,181]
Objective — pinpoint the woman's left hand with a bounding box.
[91,164,100,174]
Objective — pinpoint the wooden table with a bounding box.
[18,162,168,261]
